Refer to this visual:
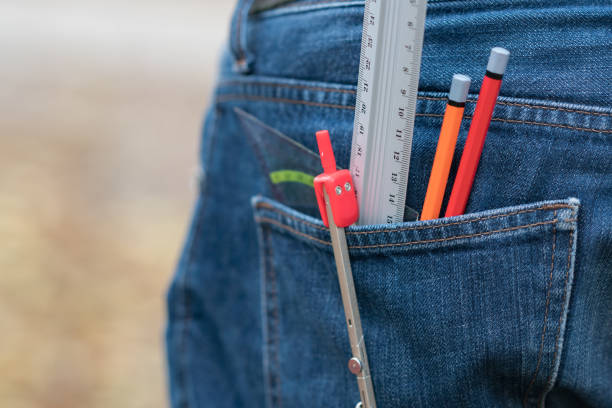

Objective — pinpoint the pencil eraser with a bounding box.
[449,74,471,103]
[487,47,510,76]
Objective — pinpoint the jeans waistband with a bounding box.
[226,0,612,108]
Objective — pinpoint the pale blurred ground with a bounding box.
[0,1,234,407]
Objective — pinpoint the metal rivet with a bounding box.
[355,402,363,408]
[344,182,352,191]
[348,357,363,375]
[335,186,343,195]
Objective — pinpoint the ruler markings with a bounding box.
[387,0,404,223]
[350,0,427,225]
[351,0,375,215]
[371,1,392,224]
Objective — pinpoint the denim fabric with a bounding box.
[166,1,612,407]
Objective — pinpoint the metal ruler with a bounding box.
[349,0,428,225]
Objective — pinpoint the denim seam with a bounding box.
[174,105,222,408]
[262,227,283,408]
[487,101,612,117]
[216,95,611,134]
[429,96,612,117]
[537,209,577,407]
[175,199,204,408]
[221,80,357,94]
[523,211,557,407]
[256,201,571,234]
[217,94,354,110]
[420,113,612,134]
[218,81,612,117]
[258,221,271,408]
[255,216,562,249]
[254,0,361,15]
[177,248,194,408]
[259,217,329,245]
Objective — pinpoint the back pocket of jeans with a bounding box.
[252,196,579,408]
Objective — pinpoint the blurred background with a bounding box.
[0,1,234,406]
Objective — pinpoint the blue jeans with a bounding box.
[166,1,612,407]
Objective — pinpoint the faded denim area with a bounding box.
[166,1,612,407]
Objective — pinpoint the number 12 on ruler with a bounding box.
[349,0,428,225]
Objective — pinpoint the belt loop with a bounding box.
[229,0,257,74]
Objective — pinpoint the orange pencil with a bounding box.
[421,74,471,220]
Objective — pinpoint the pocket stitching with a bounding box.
[216,95,611,134]
[523,211,557,407]
[253,0,361,15]
[222,80,357,94]
[256,201,572,235]
[537,209,577,407]
[217,94,354,110]
[256,216,568,249]
[219,80,612,117]
[261,227,283,408]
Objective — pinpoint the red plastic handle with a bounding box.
[314,130,359,228]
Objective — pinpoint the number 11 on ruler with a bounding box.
[350,0,427,225]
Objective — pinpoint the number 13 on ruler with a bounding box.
[350,0,428,225]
